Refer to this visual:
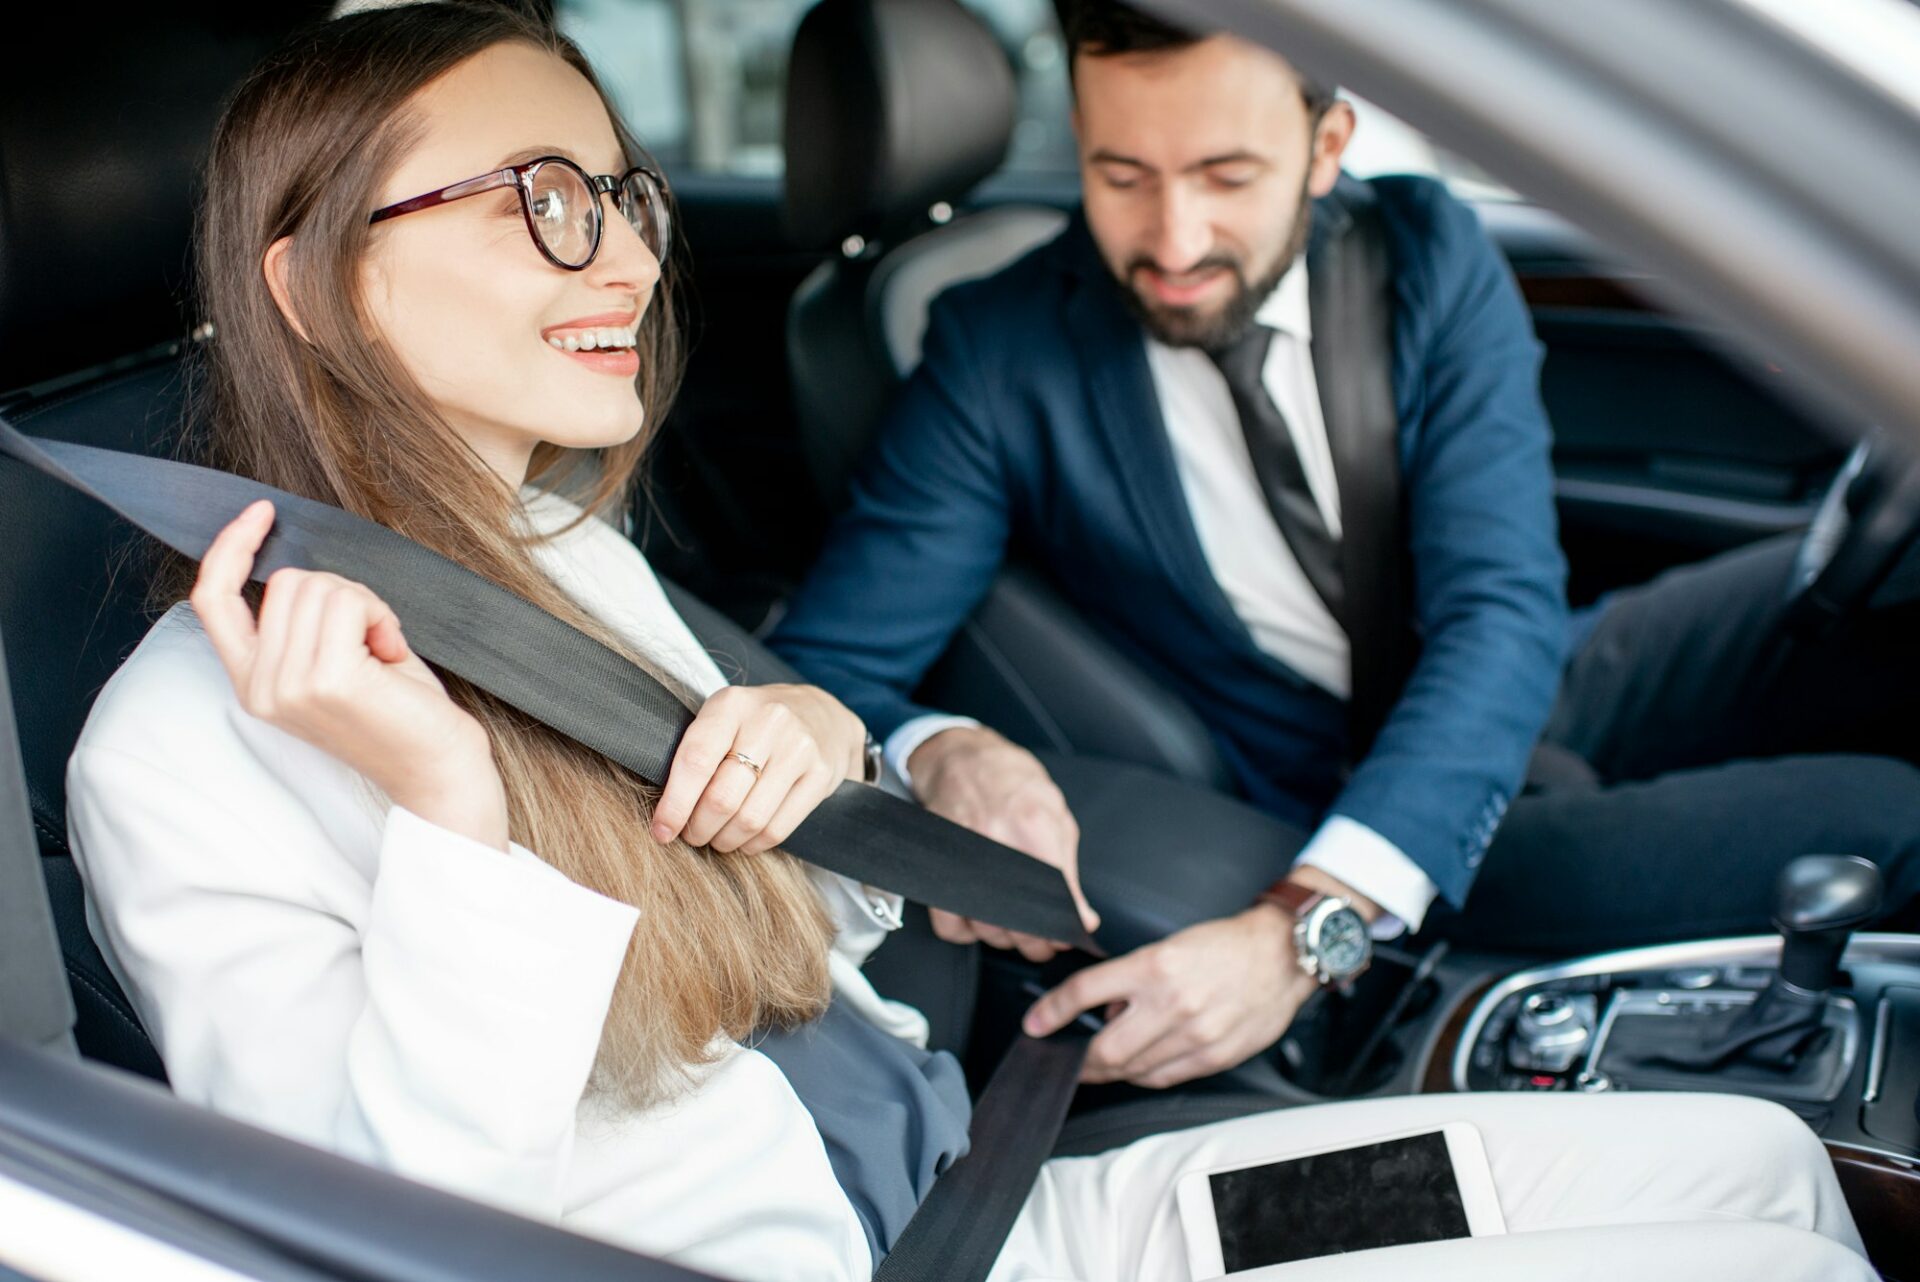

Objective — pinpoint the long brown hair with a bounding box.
[181,1,832,1106]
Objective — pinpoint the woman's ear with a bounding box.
[262,237,310,342]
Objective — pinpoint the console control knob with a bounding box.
[1520,992,1577,1029]
[1507,991,1598,1074]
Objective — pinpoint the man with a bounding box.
[770,0,1920,1089]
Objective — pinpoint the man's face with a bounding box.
[1074,36,1351,348]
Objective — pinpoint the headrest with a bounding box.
[783,0,1017,251]
[0,8,328,392]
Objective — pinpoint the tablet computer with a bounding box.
[1174,1122,1505,1278]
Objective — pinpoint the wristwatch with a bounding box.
[1258,877,1373,986]
[861,732,884,784]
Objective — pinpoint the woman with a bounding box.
[64,5,1872,1281]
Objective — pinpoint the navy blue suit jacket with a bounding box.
[771,175,1568,908]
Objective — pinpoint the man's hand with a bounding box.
[1021,867,1381,1090]
[908,725,1099,961]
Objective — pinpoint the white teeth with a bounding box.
[549,325,638,352]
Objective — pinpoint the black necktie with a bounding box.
[1208,326,1345,623]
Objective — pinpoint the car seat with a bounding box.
[0,6,342,1078]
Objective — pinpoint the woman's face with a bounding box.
[358,42,660,487]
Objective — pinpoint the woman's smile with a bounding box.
[542,310,640,376]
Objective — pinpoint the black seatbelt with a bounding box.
[1307,179,1419,762]
[0,415,1094,953]
[872,1023,1091,1281]
[0,410,1093,1280]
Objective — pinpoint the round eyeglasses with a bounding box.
[369,155,673,271]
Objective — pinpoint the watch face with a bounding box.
[1311,905,1371,979]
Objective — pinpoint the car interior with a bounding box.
[5,0,1920,1278]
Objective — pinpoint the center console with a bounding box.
[1413,855,1920,1277]
[1445,856,1920,1154]
[1446,937,1920,1139]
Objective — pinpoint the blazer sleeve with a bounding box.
[768,294,1017,742]
[1325,181,1570,909]
[66,739,639,1222]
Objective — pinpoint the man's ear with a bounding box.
[262,236,311,342]
[1306,100,1356,199]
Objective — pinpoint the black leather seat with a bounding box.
[782,0,1235,791]
[0,5,332,1079]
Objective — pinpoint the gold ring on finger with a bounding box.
[722,750,764,777]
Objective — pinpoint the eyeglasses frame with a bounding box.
[368,154,671,272]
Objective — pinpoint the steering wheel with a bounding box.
[1785,432,1920,636]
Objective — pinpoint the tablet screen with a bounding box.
[1210,1130,1471,1271]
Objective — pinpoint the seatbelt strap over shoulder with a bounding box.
[0,408,1097,1282]
[1308,180,1419,762]
[0,413,1095,953]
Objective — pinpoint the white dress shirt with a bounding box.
[890,264,1438,933]
[66,489,918,1282]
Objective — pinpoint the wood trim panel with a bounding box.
[1419,978,1497,1094]
[1830,1143,1920,1282]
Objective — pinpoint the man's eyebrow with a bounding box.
[1086,149,1272,172]
[1188,151,1270,171]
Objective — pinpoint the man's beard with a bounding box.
[1116,186,1315,351]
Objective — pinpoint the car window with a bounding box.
[556,0,1516,196]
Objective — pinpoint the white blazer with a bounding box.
[66,490,924,1282]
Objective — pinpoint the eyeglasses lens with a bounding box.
[620,170,670,260]
[528,161,598,268]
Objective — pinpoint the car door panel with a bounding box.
[1483,203,1850,600]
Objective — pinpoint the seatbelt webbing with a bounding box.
[0,414,1094,952]
[0,408,1101,1280]
[874,1027,1091,1282]
[1308,182,1418,762]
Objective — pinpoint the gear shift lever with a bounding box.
[1653,854,1881,1073]
[1776,854,1883,993]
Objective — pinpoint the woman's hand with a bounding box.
[191,500,510,851]
[650,684,866,855]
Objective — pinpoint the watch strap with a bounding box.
[1257,876,1326,918]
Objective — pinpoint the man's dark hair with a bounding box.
[1054,0,1338,117]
